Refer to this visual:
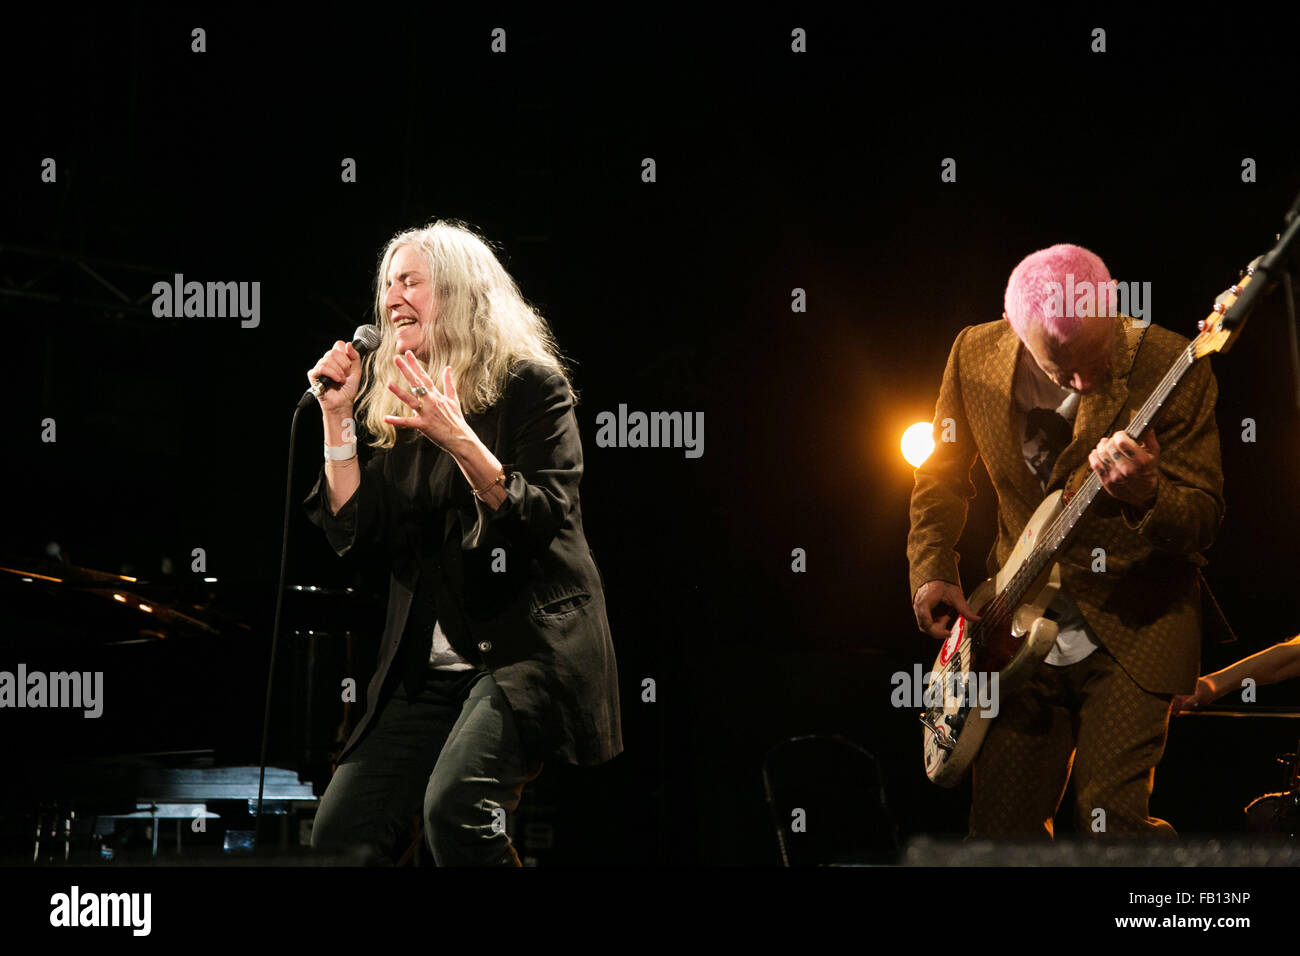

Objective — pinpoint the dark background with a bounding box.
[2,7,1299,865]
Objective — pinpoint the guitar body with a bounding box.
[921,490,1066,787]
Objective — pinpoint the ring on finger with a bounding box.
[412,385,428,398]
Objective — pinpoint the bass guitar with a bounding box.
[921,265,1252,786]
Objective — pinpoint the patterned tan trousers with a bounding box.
[969,644,1177,839]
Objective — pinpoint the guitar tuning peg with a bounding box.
[1198,319,1206,330]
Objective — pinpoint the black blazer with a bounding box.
[303,360,623,767]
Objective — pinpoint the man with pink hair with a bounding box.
[907,243,1224,839]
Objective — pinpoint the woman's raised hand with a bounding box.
[384,350,473,451]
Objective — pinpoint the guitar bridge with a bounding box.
[919,712,956,753]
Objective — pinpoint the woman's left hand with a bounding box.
[384,350,474,452]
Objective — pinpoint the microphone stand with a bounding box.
[255,326,377,851]
[1219,187,1300,411]
[252,395,314,852]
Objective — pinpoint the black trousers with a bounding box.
[310,667,542,865]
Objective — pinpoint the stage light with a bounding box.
[0,566,62,583]
[901,422,935,467]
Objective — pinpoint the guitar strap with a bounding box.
[1061,319,1148,499]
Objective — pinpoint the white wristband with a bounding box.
[324,442,357,461]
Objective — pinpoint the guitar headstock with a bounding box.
[1193,257,1262,358]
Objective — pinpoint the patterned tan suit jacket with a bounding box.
[907,316,1224,695]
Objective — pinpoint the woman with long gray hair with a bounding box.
[303,220,622,865]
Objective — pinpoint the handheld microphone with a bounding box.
[298,324,383,409]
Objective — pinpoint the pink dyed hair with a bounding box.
[1003,243,1114,342]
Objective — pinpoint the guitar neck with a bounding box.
[1003,340,1200,612]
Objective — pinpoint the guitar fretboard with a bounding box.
[994,339,1199,621]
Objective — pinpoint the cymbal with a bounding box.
[1178,707,1300,718]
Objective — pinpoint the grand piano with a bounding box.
[0,555,381,863]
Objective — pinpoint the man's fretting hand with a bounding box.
[1089,428,1159,508]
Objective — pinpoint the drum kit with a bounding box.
[1179,707,1300,838]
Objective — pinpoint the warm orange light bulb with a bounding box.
[901,422,935,467]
